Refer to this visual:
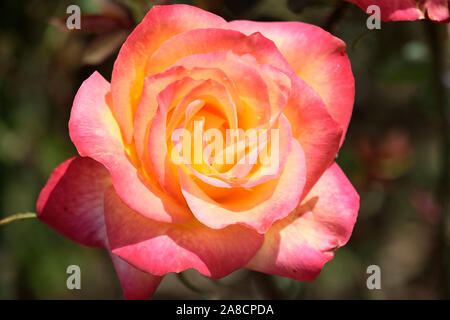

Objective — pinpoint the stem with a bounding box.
[351,29,372,51]
[0,213,37,226]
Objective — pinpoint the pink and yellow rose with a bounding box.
[346,0,450,22]
[37,4,359,299]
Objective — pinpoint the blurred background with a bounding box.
[0,0,449,299]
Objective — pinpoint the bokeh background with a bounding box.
[0,0,449,299]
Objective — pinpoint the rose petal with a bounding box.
[246,162,359,281]
[345,0,423,21]
[111,4,227,143]
[147,77,205,198]
[148,76,241,192]
[37,157,110,248]
[146,28,292,76]
[37,156,163,299]
[228,114,293,188]
[104,186,264,278]
[133,66,186,186]
[179,139,306,233]
[349,0,450,22]
[173,50,272,129]
[424,0,450,22]
[110,253,162,300]
[283,73,343,196]
[69,71,192,223]
[228,20,354,144]
[134,65,240,178]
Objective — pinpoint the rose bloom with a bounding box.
[37,4,359,299]
[345,0,450,22]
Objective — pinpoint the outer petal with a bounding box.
[37,157,110,248]
[146,28,292,76]
[246,162,359,281]
[284,74,343,196]
[36,156,162,299]
[345,0,423,21]
[110,254,162,300]
[104,186,264,279]
[179,139,306,233]
[424,0,450,22]
[69,71,192,223]
[111,4,227,143]
[228,20,354,144]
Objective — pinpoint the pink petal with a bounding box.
[246,162,359,281]
[173,51,271,129]
[228,114,293,188]
[133,65,243,174]
[228,20,354,145]
[104,187,264,278]
[178,139,306,233]
[424,0,450,22]
[37,156,162,299]
[110,254,162,300]
[283,73,343,197]
[69,71,192,223]
[345,0,423,21]
[133,66,188,177]
[111,4,227,143]
[146,28,292,77]
[147,76,205,198]
[37,157,110,248]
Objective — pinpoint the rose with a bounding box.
[37,4,359,299]
[345,0,450,22]
[346,0,449,21]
